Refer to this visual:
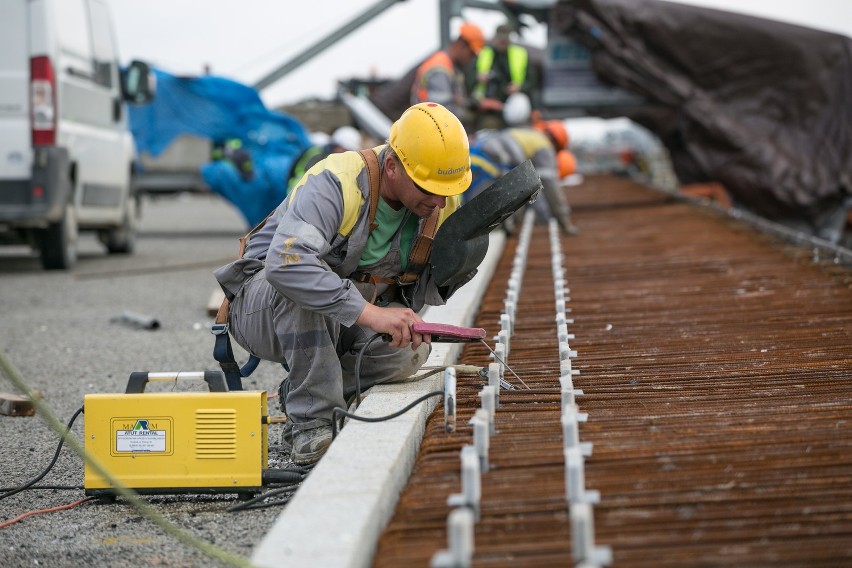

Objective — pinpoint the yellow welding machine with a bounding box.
[84,371,267,499]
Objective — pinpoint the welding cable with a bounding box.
[352,332,452,409]
[0,496,96,529]
[261,468,308,485]
[419,364,486,375]
[0,405,84,501]
[354,332,471,410]
[331,390,444,439]
[353,332,386,409]
[227,486,300,512]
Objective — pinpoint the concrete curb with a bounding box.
[252,230,506,568]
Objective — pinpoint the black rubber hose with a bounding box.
[0,406,84,501]
[332,390,444,439]
[261,468,307,485]
[353,333,387,409]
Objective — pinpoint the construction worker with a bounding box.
[411,22,485,128]
[287,126,363,190]
[213,103,474,465]
[211,138,254,181]
[467,93,578,234]
[472,23,530,129]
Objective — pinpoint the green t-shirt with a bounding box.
[360,199,418,270]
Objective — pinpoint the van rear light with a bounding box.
[30,56,56,146]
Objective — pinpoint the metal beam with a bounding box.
[438,0,518,49]
[252,0,406,92]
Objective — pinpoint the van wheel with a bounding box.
[39,203,78,270]
[100,195,138,254]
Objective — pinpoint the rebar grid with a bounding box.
[373,175,852,567]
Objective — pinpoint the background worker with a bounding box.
[466,93,578,234]
[471,23,531,129]
[210,138,254,181]
[214,103,475,465]
[287,125,364,190]
[411,22,485,128]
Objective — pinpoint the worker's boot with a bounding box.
[277,377,291,415]
[277,377,294,451]
[292,425,333,465]
[280,420,294,452]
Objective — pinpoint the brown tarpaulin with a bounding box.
[550,0,852,241]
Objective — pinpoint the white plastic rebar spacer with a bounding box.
[447,446,481,521]
[564,447,600,505]
[487,363,502,406]
[500,313,512,338]
[560,359,581,376]
[497,330,510,356]
[562,408,593,457]
[479,385,497,435]
[443,368,457,433]
[430,507,475,568]
[470,409,490,473]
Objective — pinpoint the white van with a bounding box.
[0,0,153,269]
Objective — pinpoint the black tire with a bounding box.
[39,202,78,270]
[100,195,138,254]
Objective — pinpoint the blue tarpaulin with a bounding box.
[128,68,311,226]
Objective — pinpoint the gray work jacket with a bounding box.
[214,146,464,327]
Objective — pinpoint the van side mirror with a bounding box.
[120,60,156,105]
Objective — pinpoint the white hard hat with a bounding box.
[503,93,531,126]
[331,126,362,151]
[309,131,331,147]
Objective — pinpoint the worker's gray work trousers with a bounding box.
[227,269,430,434]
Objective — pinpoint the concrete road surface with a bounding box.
[0,193,291,567]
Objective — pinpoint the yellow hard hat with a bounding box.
[389,102,472,197]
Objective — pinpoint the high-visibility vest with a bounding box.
[474,44,528,99]
[412,51,455,104]
[289,145,460,238]
[288,145,327,190]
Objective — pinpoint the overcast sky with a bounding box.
[108,0,852,109]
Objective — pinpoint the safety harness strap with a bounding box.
[398,207,440,284]
[352,147,396,301]
[212,209,274,390]
[352,146,440,290]
[358,148,381,232]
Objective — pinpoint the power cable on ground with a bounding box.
[332,390,445,439]
[0,496,96,529]
[0,406,83,500]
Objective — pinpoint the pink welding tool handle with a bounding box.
[412,322,487,342]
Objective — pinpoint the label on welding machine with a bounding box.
[112,418,172,454]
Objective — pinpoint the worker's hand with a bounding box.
[357,303,431,350]
[478,98,503,112]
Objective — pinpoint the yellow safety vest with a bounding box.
[474,44,528,99]
[289,146,460,239]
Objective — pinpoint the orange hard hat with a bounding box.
[535,119,569,151]
[459,22,485,54]
[557,150,577,178]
